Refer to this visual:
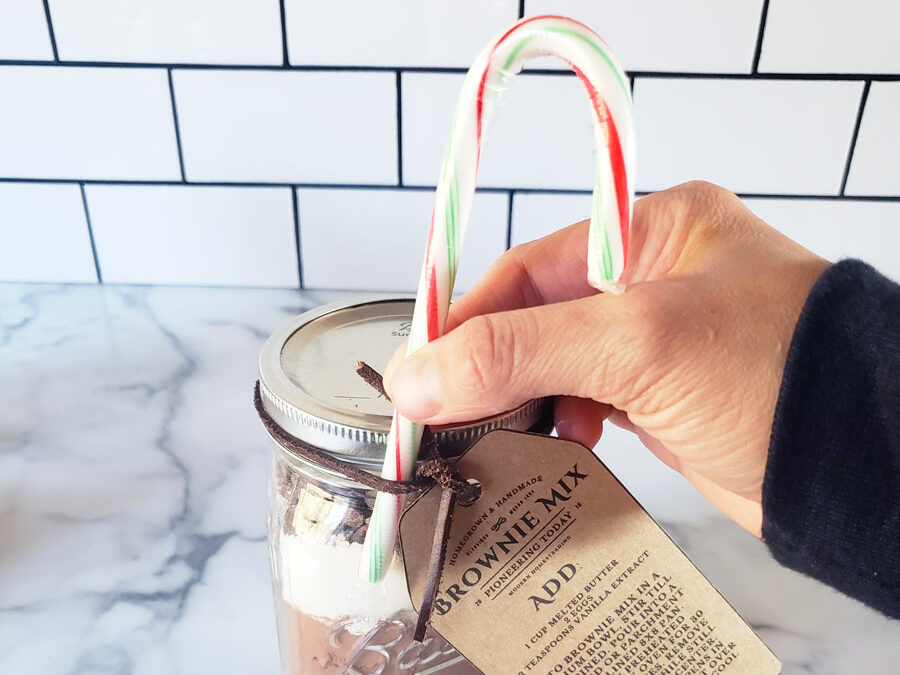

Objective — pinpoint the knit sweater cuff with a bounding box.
[762,259,900,618]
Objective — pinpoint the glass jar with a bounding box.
[258,298,549,674]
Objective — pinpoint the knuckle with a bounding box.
[627,287,679,361]
[495,245,542,305]
[489,245,520,275]
[639,181,745,253]
[668,179,732,204]
[664,180,738,218]
[590,287,681,402]
[680,181,742,226]
[496,239,536,270]
[457,315,514,397]
[680,179,730,200]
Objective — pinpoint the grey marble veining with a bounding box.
[1,283,898,675]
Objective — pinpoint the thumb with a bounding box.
[382,291,658,424]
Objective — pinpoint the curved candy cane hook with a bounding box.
[361,15,636,583]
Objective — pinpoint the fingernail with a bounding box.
[554,416,603,449]
[385,355,442,420]
[555,417,574,441]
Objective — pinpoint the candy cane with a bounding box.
[360,15,636,582]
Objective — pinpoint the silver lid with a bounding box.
[258,296,548,468]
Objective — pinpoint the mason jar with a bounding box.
[258,297,550,675]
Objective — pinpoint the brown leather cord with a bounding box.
[415,487,457,642]
[355,361,390,402]
[254,380,424,494]
[254,380,481,499]
[254,376,480,641]
[417,457,481,504]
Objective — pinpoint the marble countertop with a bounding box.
[1,283,898,675]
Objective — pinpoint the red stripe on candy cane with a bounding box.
[571,65,630,263]
[606,103,630,263]
[427,266,440,341]
[476,15,548,160]
[361,14,636,584]
[476,70,488,165]
[422,210,441,342]
[475,15,619,184]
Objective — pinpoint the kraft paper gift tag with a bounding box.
[400,430,780,675]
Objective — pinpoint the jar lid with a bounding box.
[258,296,549,468]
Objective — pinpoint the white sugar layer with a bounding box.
[279,533,414,633]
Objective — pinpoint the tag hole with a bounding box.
[458,479,482,507]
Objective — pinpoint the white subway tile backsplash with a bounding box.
[86,185,297,286]
[0,183,96,283]
[403,73,595,190]
[285,0,517,68]
[510,192,591,247]
[511,193,900,283]
[298,188,507,293]
[760,0,900,74]
[846,83,900,197]
[0,67,180,181]
[525,0,764,73]
[634,78,863,194]
[745,198,900,281]
[0,0,54,60]
[48,0,282,65]
[0,3,896,292]
[173,70,396,184]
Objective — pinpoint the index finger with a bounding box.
[447,185,715,332]
[447,219,595,331]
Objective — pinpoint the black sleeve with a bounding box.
[762,259,900,619]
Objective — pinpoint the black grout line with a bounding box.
[41,0,59,61]
[749,193,897,202]
[2,177,899,202]
[0,177,510,193]
[638,190,899,203]
[79,184,103,283]
[4,278,319,292]
[3,53,900,82]
[751,0,771,74]
[629,70,900,82]
[167,69,187,181]
[504,189,900,203]
[505,191,515,249]
[292,188,303,288]
[721,192,897,202]
[278,0,290,67]
[0,177,299,188]
[840,80,872,196]
[396,71,403,185]
[518,0,526,19]
[2,57,899,82]
[0,59,567,75]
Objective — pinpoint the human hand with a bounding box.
[383,181,829,536]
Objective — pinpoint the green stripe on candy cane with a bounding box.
[487,23,632,284]
[359,15,636,584]
[368,511,378,582]
[594,170,614,278]
[500,33,539,72]
[540,28,632,112]
[446,174,459,282]
[493,21,632,104]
